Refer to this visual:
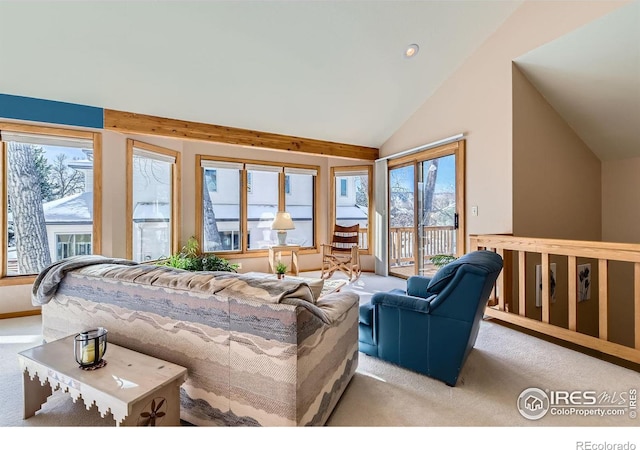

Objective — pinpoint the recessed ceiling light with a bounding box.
[404,44,419,58]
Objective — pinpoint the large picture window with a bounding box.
[126,140,181,262]
[197,157,318,254]
[331,166,372,252]
[1,123,102,282]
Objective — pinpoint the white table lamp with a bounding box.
[271,211,294,245]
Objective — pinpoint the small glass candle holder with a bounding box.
[74,328,108,369]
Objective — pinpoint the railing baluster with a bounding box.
[568,256,577,331]
[519,251,526,317]
[542,253,550,324]
[497,248,505,311]
[635,262,640,349]
[599,259,608,341]
[469,236,479,251]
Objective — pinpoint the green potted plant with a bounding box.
[156,236,239,273]
[275,261,288,279]
[430,254,457,269]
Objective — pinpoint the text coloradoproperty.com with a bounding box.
[551,407,628,417]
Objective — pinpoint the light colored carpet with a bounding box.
[1,273,639,430]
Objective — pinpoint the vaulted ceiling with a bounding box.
[0,1,637,159]
[515,0,640,161]
[0,1,521,148]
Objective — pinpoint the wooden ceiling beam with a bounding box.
[104,109,379,161]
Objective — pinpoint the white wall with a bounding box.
[380,0,626,240]
[602,156,640,244]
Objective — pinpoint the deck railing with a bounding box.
[389,226,456,267]
[390,227,414,266]
[470,234,640,364]
[358,227,369,250]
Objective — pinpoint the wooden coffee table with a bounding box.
[18,335,187,426]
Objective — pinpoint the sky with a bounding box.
[389,154,455,193]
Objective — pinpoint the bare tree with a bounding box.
[202,170,221,251]
[389,172,414,227]
[422,160,439,225]
[355,175,369,208]
[6,143,51,273]
[50,153,84,199]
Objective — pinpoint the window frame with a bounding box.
[0,122,102,286]
[126,139,181,262]
[330,165,373,255]
[196,155,320,257]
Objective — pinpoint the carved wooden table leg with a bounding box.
[22,370,53,419]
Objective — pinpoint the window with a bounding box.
[1,123,101,281]
[340,178,348,197]
[56,233,92,259]
[331,166,372,252]
[284,168,315,248]
[200,160,242,252]
[197,157,318,253]
[208,169,218,192]
[246,164,280,250]
[126,140,180,262]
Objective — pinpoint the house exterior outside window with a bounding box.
[200,160,242,253]
[1,123,101,279]
[198,156,318,253]
[56,233,92,260]
[331,166,372,252]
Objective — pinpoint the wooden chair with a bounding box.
[321,224,361,281]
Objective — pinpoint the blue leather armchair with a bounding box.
[358,250,503,386]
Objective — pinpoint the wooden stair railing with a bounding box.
[470,234,640,365]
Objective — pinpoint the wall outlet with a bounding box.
[235,262,242,270]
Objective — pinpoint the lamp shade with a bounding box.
[271,211,294,230]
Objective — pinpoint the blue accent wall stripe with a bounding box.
[0,94,103,129]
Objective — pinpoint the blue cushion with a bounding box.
[407,276,432,298]
[426,250,503,294]
[426,264,459,294]
[359,302,375,326]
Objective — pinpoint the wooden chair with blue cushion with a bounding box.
[358,250,503,386]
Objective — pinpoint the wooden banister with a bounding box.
[471,234,640,365]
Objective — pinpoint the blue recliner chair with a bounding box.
[359,250,503,386]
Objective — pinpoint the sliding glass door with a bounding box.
[417,154,458,277]
[389,165,415,277]
[388,141,465,278]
